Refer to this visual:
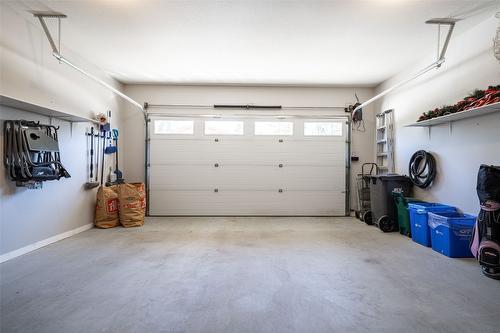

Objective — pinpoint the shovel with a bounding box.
[84,126,99,189]
[112,129,124,183]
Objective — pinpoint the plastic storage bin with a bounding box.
[428,212,476,258]
[408,203,456,247]
[369,175,413,232]
[392,192,425,237]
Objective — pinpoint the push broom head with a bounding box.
[84,182,100,190]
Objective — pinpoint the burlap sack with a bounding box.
[94,185,119,228]
[118,183,146,227]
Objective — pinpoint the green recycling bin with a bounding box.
[392,192,425,237]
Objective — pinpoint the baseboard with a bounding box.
[0,223,94,264]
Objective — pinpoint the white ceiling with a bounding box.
[6,0,499,86]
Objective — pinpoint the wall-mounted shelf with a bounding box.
[406,102,500,127]
[0,95,98,124]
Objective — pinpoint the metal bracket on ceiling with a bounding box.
[32,11,146,116]
[352,17,461,116]
[31,11,66,54]
[425,18,460,65]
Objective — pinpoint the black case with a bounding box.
[477,164,500,204]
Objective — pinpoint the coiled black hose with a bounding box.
[409,150,436,188]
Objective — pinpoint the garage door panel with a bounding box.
[151,156,346,166]
[149,190,345,216]
[150,165,345,190]
[151,154,346,165]
[151,141,345,164]
[151,139,345,153]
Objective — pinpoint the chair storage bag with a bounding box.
[118,183,146,227]
[95,185,120,228]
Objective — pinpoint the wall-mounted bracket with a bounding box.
[352,17,460,117]
[32,11,146,116]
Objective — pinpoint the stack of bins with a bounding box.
[370,175,413,232]
[428,212,476,257]
[408,203,456,247]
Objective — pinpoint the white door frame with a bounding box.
[144,111,351,216]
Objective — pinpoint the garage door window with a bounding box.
[304,122,342,136]
[205,121,244,135]
[154,120,194,135]
[255,121,293,136]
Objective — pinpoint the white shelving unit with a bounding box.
[406,102,500,127]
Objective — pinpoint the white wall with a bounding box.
[374,14,500,214]
[121,84,376,212]
[0,3,124,256]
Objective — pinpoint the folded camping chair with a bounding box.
[4,120,70,185]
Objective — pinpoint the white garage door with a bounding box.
[148,116,347,216]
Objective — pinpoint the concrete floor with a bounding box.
[1,217,499,333]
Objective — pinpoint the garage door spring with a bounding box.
[409,150,436,189]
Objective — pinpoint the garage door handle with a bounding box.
[278,189,283,193]
[214,188,219,193]
[214,163,219,167]
[279,164,283,168]
[278,139,283,143]
[214,138,219,142]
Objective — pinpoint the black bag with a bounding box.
[477,165,500,204]
[470,207,500,279]
[470,209,500,254]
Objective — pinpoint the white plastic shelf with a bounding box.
[406,102,500,127]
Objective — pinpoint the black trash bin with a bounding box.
[370,174,413,232]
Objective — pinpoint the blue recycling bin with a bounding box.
[408,203,456,247]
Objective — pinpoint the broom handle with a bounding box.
[115,138,119,171]
[95,130,99,182]
[114,130,119,171]
[101,129,105,185]
[89,127,94,179]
